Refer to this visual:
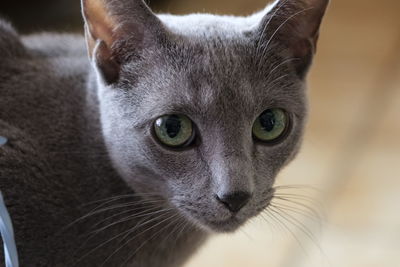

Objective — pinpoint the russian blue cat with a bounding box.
[0,0,328,266]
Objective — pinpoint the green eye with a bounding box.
[252,109,288,142]
[154,114,194,147]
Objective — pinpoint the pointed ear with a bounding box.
[81,0,165,84]
[257,0,329,77]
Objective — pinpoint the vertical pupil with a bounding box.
[165,115,181,138]
[260,110,275,132]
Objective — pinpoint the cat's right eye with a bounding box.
[153,114,195,148]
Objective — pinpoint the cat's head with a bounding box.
[82,0,328,232]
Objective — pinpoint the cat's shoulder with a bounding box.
[21,33,86,59]
[0,18,86,60]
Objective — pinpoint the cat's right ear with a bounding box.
[81,0,166,85]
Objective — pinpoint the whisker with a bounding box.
[274,192,318,200]
[269,206,321,250]
[240,227,254,241]
[81,192,162,207]
[268,206,329,264]
[270,202,322,225]
[101,213,179,266]
[262,209,287,235]
[88,199,165,216]
[89,205,164,230]
[62,199,165,231]
[89,207,172,236]
[272,194,325,220]
[259,212,278,235]
[273,193,322,208]
[264,208,309,256]
[119,215,185,266]
[168,216,192,250]
[75,209,174,263]
[274,184,322,192]
[272,196,322,218]
[74,216,149,261]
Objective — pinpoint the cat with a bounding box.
[0,0,329,266]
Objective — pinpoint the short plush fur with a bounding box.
[0,0,328,266]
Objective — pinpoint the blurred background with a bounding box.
[1,0,399,266]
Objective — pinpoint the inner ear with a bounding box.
[81,0,166,85]
[94,40,120,85]
[82,0,119,59]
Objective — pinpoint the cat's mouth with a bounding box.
[175,193,274,233]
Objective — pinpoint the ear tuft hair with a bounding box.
[257,0,329,77]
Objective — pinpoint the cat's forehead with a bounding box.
[125,36,303,125]
[163,36,298,112]
[159,13,260,38]
[119,16,305,123]
[138,39,253,117]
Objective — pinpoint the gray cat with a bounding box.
[0,0,328,266]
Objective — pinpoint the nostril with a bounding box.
[216,191,251,213]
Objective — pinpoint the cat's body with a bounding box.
[0,24,205,266]
[0,0,328,266]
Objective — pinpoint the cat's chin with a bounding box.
[188,215,247,233]
[204,217,246,233]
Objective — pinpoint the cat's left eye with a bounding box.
[252,108,289,143]
[154,114,195,148]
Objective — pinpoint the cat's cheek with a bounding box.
[251,135,304,191]
[120,135,204,198]
[104,142,171,197]
[279,118,306,167]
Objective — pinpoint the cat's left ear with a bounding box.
[81,0,166,84]
[257,0,329,77]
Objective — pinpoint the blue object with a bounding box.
[0,136,7,146]
[0,191,19,267]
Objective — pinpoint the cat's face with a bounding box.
[83,0,328,232]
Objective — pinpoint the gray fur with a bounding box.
[0,0,328,266]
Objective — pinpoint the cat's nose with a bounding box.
[216,191,251,213]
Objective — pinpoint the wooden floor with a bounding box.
[172,0,400,266]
